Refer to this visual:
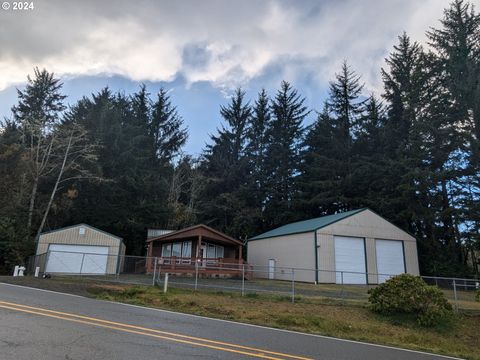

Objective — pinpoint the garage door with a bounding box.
[376,240,405,283]
[334,236,367,284]
[46,244,109,274]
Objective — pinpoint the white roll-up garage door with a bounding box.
[334,236,367,284]
[46,244,109,274]
[376,239,405,283]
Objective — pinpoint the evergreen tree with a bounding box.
[264,81,309,227]
[150,88,188,163]
[244,89,271,231]
[11,68,67,236]
[12,68,66,131]
[61,87,186,254]
[353,94,385,156]
[328,61,365,150]
[379,33,442,274]
[299,63,365,218]
[199,88,252,236]
[348,95,390,212]
[426,0,480,274]
[427,0,480,142]
[381,33,426,155]
[0,121,29,272]
[297,104,341,216]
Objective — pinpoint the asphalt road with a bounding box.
[0,282,461,360]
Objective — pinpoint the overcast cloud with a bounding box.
[0,0,455,92]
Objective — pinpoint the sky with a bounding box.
[0,0,464,155]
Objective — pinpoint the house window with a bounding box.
[216,245,224,258]
[161,241,193,264]
[162,243,172,257]
[182,241,192,258]
[181,241,192,264]
[207,243,216,258]
[172,242,182,258]
[205,242,224,259]
[79,227,86,235]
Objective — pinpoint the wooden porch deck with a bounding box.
[146,257,252,279]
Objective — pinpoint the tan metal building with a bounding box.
[36,224,126,275]
[248,209,420,284]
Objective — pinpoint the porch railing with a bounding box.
[157,257,245,269]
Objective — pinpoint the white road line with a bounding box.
[0,282,464,360]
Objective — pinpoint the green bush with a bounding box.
[475,289,480,302]
[368,274,452,326]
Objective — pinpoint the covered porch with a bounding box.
[146,224,247,277]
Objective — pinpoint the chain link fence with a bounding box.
[26,251,480,311]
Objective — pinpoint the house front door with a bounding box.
[268,259,275,280]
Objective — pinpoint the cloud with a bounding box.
[0,0,454,92]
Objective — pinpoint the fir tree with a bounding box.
[199,88,252,236]
[244,89,271,231]
[264,81,309,227]
[150,88,188,163]
[12,68,67,235]
[328,61,365,150]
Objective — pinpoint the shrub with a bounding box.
[368,274,452,326]
[475,289,480,302]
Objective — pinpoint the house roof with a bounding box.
[147,224,243,246]
[249,208,367,241]
[39,223,123,243]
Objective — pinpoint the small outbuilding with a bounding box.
[36,224,125,275]
[247,208,419,284]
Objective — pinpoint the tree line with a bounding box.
[0,0,478,276]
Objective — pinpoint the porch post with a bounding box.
[196,235,201,257]
[147,242,153,272]
[238,245,243,261]
[196,235,202,264]
[147,242,152,257]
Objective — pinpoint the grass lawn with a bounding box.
[1,276,479,359]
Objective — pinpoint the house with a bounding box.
[146,224,246,276]
[36,224,125,275]
[247,208,419,284]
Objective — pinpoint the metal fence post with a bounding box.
[241,264,245,296]
[79,253,85,275]
[194,260,198,291]
[453,279,458,313]
[163,273,169,293]
[341,271,344,301]
[152,257,158,286]
[291,268,295,303]
[116,254,120,280]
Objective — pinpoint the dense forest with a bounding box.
[0,0,479,277]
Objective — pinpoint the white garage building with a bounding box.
[247,209,419,284]
[36,224,125,275]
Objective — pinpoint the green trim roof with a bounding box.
[249,208,366,241]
